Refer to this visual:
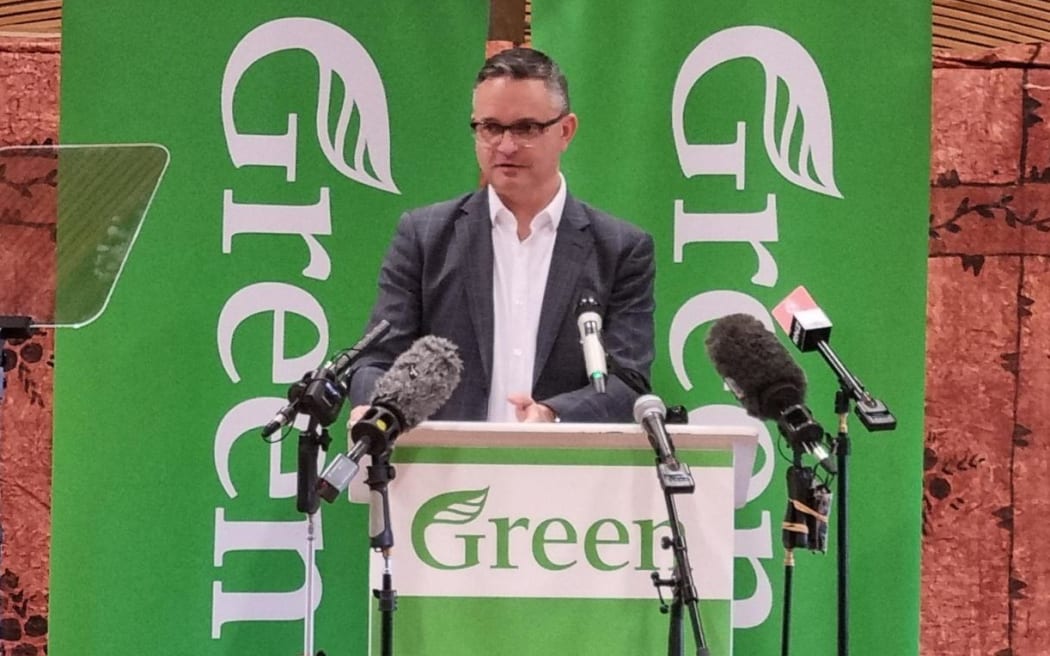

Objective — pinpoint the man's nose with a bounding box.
[494,130,520,154]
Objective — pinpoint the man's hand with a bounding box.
[507,393,556,423]
[346,405,370,433]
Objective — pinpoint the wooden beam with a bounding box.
[0,0,60,20]
[489,0,526,44]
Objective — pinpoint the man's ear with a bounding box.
[560,112,579,150]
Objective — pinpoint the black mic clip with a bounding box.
[658,461,696,494]
[261,368,346,439]
[316,402,407,505]
[855,395,896,432]
[666,405,689,425]
[351,403,404,459]
[777,403,837,475]
[261,320,391,439]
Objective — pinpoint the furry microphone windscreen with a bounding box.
[704,313,808,420]
[371,335,464,428]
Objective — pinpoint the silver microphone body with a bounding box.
[577,309,608,393]
[633,394,695,493]
[633,394,676,465]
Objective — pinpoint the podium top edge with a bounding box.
[401,421,758,451]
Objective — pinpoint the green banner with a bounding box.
[53,3,486,654]
[533,3,930,655]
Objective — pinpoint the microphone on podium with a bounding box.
[576,294,608,394]
[633,394,695,493]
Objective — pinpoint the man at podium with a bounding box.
[347,47,654,424]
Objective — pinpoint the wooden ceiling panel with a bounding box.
[0,0,60,33]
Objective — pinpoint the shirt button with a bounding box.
[513,348,522,357]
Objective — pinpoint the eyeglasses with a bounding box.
[469,113,567,146]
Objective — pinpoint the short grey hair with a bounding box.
[474,47,570,114]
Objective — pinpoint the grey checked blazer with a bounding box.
[347,188,655,423]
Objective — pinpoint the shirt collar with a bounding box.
[487,173,567,232]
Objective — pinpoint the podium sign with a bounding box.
[347,421,758,656]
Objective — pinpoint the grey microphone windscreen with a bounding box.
[704,313,808,420]
[371,335,463,428]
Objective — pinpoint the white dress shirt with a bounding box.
[485,175,567,421]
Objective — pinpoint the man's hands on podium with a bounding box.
[507,393,556,423]
[348,405,370,425]
[345,393,556,442]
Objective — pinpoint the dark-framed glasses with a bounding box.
[469,113,567,146]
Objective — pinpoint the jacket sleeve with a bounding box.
[347,211,424,405]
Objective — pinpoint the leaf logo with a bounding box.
[307,19,400,194]
[417,487,490,526]
[411,487,490,570]
[222,17,400,194]
[673,26,842,199]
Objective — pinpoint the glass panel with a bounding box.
[0,144,169,328]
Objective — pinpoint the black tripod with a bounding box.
[314,404,405,656]
[0,316,33,398]
[648,453,709,655]
[812,343,896,656]
[651,497,709,656]
[779,452,832,656]
[0,316,34,566]
[634,394,709,655]
[261,320,392,656]
[365,451,398,656]
[299,416,331,656]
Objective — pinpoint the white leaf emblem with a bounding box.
[673,26,842,198]
[222,18,400,194]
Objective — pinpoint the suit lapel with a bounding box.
[455,191,495,382]
[534,194,593,385]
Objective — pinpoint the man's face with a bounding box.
[471,77,577,199]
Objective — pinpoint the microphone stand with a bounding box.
[296,416,330,656]
[0,316,33,401]
[811,340,895,656]
[648,457,709,656]
[831,389,850,656]
[779,450,807,656]
[0,316,34,566]
[260,320,392,656]
[365,451,397,656]
[314,403,405,656]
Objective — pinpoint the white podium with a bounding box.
[352,421,758,656]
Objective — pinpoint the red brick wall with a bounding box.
[925,43,1050,655]
[0,34,58,656]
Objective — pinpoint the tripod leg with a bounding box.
[374,553,397,656]
[782,550,795,656]
[304,513,318,656]
[667,594,682,656]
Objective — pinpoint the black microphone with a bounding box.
[633,394,695,493]
[777,290,897,432]
[704,313,836,474]
[576,294,608,394]
[325,319,392,385]
[261,319,392,438]
[317,335,463,502]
